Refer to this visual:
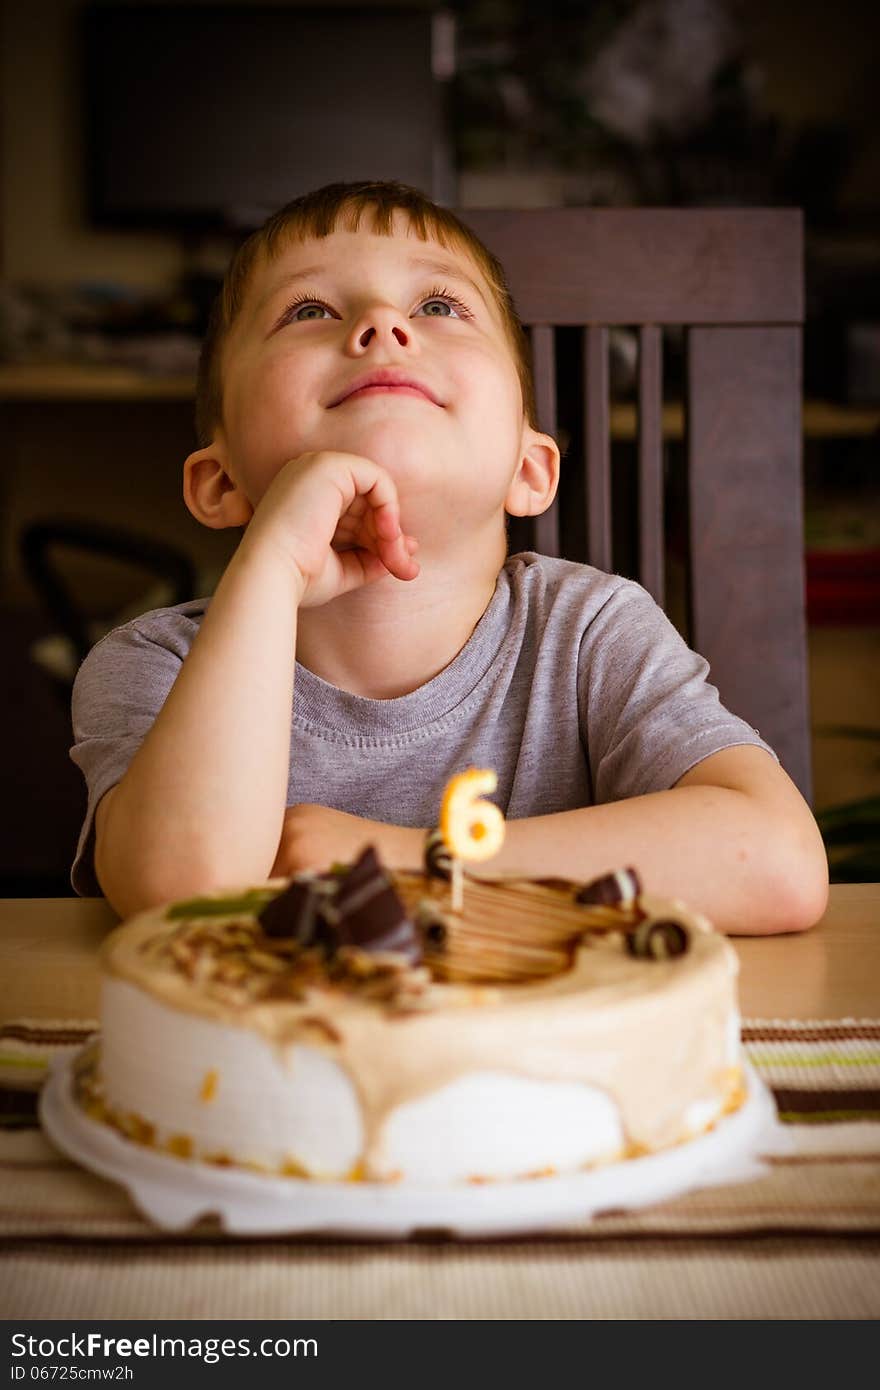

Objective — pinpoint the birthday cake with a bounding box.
[76,771,745,1186]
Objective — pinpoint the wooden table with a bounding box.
[2,883,878,1026]
[734,882,880,1018]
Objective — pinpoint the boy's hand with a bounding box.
[271,803,425,876]
[243,450,420,607]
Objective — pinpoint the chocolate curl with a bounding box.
[626,918,690,960]
[415,899,449,952]
[575,866,642,909]
[330,847,423,965]
[423,827,454,881]
[258,877,335,945]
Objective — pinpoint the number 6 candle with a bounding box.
[439,768,506,911]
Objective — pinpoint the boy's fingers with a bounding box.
[371,499,403,541]
[341,456,400,524]
[333,548,388,593]
[381,534,420,581]
[322,454,419,585]
[352,467,418,577]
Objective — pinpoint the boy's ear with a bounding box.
[183,444,254,530]
[504,428,561,519]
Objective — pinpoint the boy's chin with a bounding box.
[325,417,439,475]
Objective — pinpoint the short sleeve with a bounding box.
[68,603,205,896]
[578,579,778,804]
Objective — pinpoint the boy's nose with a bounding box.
[359,324,408,348]
[350,306,411,352]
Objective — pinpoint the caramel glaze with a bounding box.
[99,874,742,1178]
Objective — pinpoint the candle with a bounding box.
[439,768,506,911]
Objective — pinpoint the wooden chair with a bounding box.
[459,207,810,803]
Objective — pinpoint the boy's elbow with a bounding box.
[94,787,276,918]
[773,860,829,935]
[98,854,254,920]
[763,816,830,935]
[95,849,176,920]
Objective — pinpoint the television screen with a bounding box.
[82,3,451,231]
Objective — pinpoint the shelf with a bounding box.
[609,401,880,440]
[0,363,194,402]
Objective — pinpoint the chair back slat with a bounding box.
[637,325,665,605]
[585,326,612,572]
[687,324,809,796]
[530,324,560,557]
[456,208,810,801]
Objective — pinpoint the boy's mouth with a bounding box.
[328,369,443,408]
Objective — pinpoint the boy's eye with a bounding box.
[287,301,332,321]
[273,284,472,332]
[418,298,455,317]
[415,291,471,320]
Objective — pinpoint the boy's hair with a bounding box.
[195,180,537,447]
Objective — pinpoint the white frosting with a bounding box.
[683,1094,725,1138]
[100,980,626,1182]
[726,1009,742,1066]
[101,980,363,1176]
[376,1072,624,1183]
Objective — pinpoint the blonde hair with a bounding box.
[195,180,536,446]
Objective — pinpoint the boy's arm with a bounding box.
[94,450,418,919]
[271,745,828,936]
[492,745,829,935]
[93,535,298,917]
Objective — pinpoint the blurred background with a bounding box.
[1,0,878,893]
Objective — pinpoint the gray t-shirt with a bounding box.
[69,551,776,896]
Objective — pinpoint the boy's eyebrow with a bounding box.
[405,255,490,308]
[258,253,490,312]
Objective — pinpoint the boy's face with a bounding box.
[212,214,543,539]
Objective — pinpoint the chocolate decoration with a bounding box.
[424,827,454,881]
[333,845,384,903]
[258,878,334,946]
[331,847,423,965]
[575,866,642,909]
[626,918,689,960]
[415,900,449,950]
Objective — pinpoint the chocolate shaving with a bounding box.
[258,878,334,946]
[415,899,449,951]
[575,866,642,909]
[330,847,423,965]
[626,917,690,960]
[424,827,454,881]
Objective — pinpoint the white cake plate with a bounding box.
[40,1051,790,1239]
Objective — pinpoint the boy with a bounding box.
[70,180,829,932]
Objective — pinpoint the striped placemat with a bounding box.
[1,1018,878,1318]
